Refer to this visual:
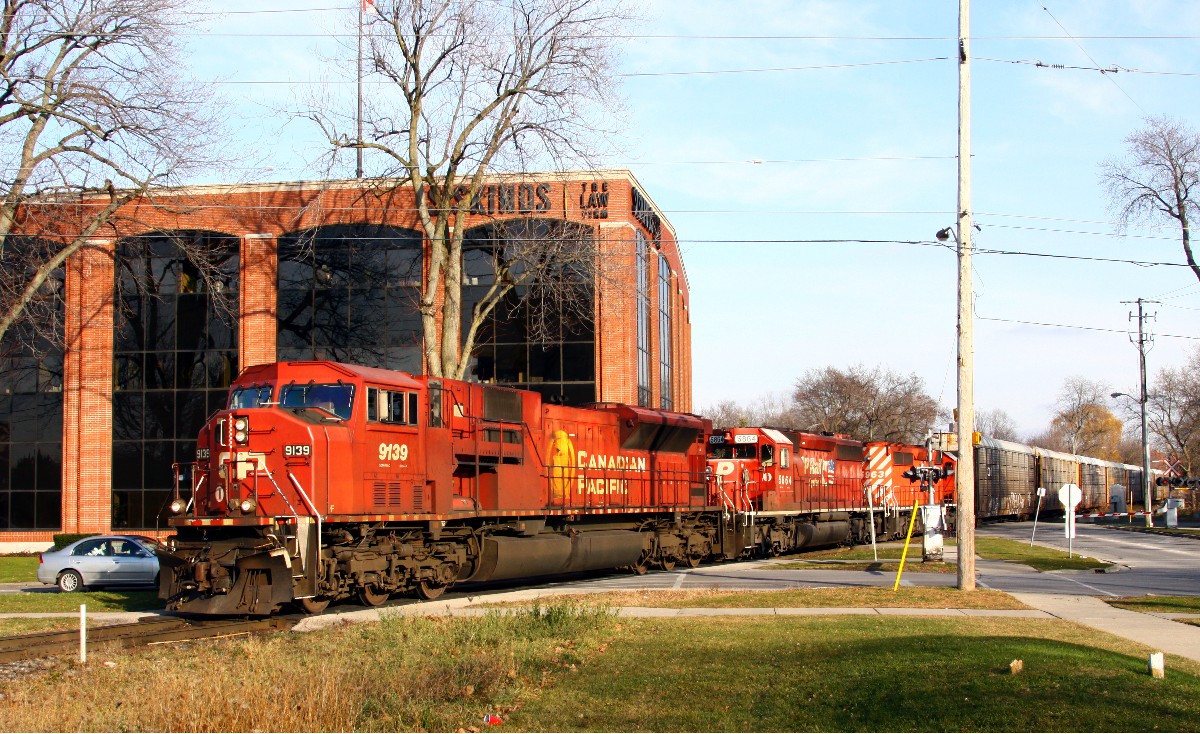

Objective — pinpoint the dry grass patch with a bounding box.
[479,586,1029,610]
[771,560,957,574]
[0,603,616,732]
[1106,595,1200,614]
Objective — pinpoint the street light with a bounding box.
[1111,390,1153,526]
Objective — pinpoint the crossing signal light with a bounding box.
[1156,477,1171,487]
[902,468,920,481]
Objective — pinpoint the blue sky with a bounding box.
[187,0,1200,437]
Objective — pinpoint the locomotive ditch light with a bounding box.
[168,498,186,515]
[239,497,257,514]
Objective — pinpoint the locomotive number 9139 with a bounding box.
[379,443,409,462]
[284,444,311,457]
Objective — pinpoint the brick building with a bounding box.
[0,170,691,548]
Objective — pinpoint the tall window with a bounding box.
[0,247,63,530]
[657,253,673,411]
[113,231,239,529]
[462,219,596,406]
[636,231,651,407]
[277,224,422,371]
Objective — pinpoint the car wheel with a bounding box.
[57,570,86,593]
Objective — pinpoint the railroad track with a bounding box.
[0,616,294,664]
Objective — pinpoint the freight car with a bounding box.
[972,436,1150,519]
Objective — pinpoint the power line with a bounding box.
[977,314,1200,340]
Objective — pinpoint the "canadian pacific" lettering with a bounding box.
[575,450,647,495]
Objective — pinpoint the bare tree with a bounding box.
[701,392,794,430]
[790,364,938,443]
[1134,350,1200,474]
[307,0,630,379]
[1035,376,1122,458]
[976,408,1020,441]
[0,0,222,350]
[1101,116,1200,284]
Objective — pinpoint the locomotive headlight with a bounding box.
[239,497,257,514]
[168,498,186,515]
[233,417,249,445]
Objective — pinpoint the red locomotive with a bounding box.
[159,361,960,615]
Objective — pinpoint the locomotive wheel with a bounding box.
[684,552,704,568]
[356,584,389,607]
[297,596,330,615]
[630,562,649,575]
[416,580,446,600]
[659,558,677,572]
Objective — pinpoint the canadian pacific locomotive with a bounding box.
[157,361,954,615]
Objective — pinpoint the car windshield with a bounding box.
[130,537,166,553]
[279,382,355,420]
[229,384,273,410]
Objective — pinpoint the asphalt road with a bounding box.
[508,521,1200,599]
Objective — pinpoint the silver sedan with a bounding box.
[36,535,163,592]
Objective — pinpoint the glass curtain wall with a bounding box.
[657,252,673,411]
[113,231,239,529]
[0,247,63,530]
[462,219,596,405]
[276,224,423,371]
[636,231,651,407]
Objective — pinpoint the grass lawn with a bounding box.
[775,534,1105,572]
[1105,595,1200,614]
[0,590,160,613]
[771,560,957,574]
[974,536,1109,571]
[479,587,1031,610]
[0,555,39,582]
[508,616,1200,732]
[2,604,1198,731]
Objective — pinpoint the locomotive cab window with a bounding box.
[761,445,775,466]
[780,447,791,469]
[280,382,355,420]
[367,387,419,426]
[229,384,273,410]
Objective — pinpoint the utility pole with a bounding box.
[955,0,976,591]
[1123,298,1158,527]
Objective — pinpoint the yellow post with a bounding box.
[892,500,921,592]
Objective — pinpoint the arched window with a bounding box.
[112,230,239,529]
[277,224,423,371]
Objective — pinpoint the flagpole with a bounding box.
[356,0,365,178]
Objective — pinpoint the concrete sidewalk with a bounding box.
[1012,592,1200,663]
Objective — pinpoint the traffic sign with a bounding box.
[1059,483,1081,542]
[1058,483,1081,508]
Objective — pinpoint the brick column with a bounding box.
[239,234,278,368]
[61,239,115,533]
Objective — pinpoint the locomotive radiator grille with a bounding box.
[373,482,403,507]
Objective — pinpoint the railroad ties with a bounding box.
[0,617,294,664]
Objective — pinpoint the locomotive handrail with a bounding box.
[249,458,301,519]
